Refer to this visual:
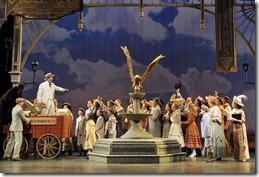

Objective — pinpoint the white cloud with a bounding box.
[171,8,215,47]
[43,25,77,42]
[180,68,232,97]
[172,8,254,57]
[84,7,168,42]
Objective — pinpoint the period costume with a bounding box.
[84,119,97,150]
[232,95,250,161]
[61,103,74,154]
[149,104,162,137]
[105,114,117,138]
[184,111,202,149]
[37,73,66,116]
[96,116,105,139]
[209,105,226,159]
[223,102,233,155]
[3,98,30,160]
[75,111,86,156]
[200,105,213,161]
[162,112,171,138]
[168,110,185,147]
[115,106,124,137]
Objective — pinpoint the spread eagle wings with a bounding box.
[140,54,165,84]
[120,46,135,82]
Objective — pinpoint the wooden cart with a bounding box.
[2,113,72,160]
[29,113,72,159]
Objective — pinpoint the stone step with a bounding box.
[89,152,187,164]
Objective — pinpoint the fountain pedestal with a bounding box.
[89,92,186,164]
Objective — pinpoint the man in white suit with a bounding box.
[37,73,69,116]
[2,98,30,161]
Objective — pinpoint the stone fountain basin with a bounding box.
[119,113,152,121]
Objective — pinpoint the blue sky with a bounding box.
[21,6,256,132]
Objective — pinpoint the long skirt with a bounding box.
[233,123,250,161]
[211,121,226,158]
[185,122,202,149]
[162,121,171,138]
[168,123,185,147]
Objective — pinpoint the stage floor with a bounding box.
[0,154,256,174]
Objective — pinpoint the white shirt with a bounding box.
[37,81,65,104]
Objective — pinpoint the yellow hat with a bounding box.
[44,73,54,80]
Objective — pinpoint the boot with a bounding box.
[78,145,82,156]
[189,149,197,158]
[84,150,89,159]
[206,152,215,162]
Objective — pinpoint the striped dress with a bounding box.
[184,111,202,149]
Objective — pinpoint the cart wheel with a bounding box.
[3,135,28,158]
[36,134,61,160]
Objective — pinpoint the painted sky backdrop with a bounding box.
[21,5,256,132]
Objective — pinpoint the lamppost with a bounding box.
[242,62,255,88]
[31,60,39,88]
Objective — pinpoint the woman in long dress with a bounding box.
[231,95,250,162]
[84,113,97,159]
[208,96,226,160]
[168,99,185,148]
[181,98,202,158]
[162,103,172,138]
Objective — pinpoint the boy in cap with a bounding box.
[75,108,86,156]
[3,98,30,161]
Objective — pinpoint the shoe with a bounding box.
[84,156,89,159]
[12,157,22,161]
[2,156,10,161]
[189,151,197,158]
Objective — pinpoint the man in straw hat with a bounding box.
[37,73,69,116]
[2,98,30,161]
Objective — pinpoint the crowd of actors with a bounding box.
[64,90,250,162]
[2,73,250,162]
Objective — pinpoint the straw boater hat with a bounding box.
[78,108,85,113]
[233,95,247,107]
[16,97,25,104]
[44,72,54,80]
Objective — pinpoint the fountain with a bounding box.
[88,46,186,163]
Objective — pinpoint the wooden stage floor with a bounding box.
[0,153,256,174]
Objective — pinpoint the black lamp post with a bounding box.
[31,61,39,88]
[242,62,255,88]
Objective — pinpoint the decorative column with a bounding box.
[9,15,23,87]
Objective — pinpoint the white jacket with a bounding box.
[10,105,29,132]
[37,81,65,104]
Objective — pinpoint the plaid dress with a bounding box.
[185,112,202,148]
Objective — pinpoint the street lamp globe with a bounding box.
[242,62,249,72]
[31,60,39,72]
